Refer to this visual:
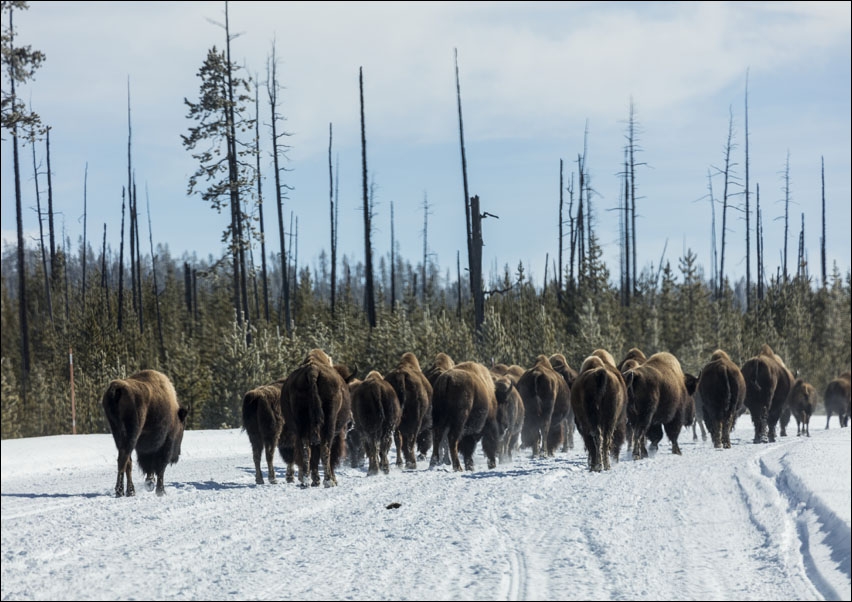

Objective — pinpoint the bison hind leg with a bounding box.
[145,473,156,492]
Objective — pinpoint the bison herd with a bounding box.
[102,346,852,496]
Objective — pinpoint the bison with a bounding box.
[617,347,647,372]
[549,353,577,452]
[696,350,746,449]
[242,380,286,484]
[351,371,402,475]
[741,344,794,443]
[493,375,525,463]
[384,352,433,470]
[430,361,499,472]
[345,378,366,468]
[517,355,571,458]
[279,349,354,487]
[824,372,851,428]
[788,378,817,437]
[624,351,693,459]
[570,353,628,471]
[101,369,188,497]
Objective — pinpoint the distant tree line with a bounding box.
[2,1,849,439]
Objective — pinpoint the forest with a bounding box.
[2,1,850,439]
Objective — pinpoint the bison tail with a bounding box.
[309,365,325,445]
[241,392,256,432]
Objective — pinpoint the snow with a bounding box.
[2,420,850,601]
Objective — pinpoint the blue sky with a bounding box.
[2,1,850,288]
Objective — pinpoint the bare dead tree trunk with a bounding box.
[118,187,126,331]
[100,223,111,323]
[820,155,826,288]
[133,177,143,333]
[621,148,630,306]
[797,213,806,280]
[456,250,462,320]
[567,173,575,286]
[267,43,292,333]
[45,129,56,277]
[744,69,752,309]
[82,162,88,302]
[62,220,69,323]
[184,262,192,316]
[422,192,430,303]
[628,100,638,297]
[328,123,337,318]
[558,159,564,305]
[129,178,137,317]
[782,150,791,283]
[31,127,53,324]
[756,183,764,301]
[254,80,269,321]
[718,106,736,297]
[146,187,165,362]
[707,169,718,289]
[12,111,30,376]
[454,49,483,333]
[359,66,376,329]
[390,201,396,312]
[224,4,249,327]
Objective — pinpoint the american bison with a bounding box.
[101,369,188,497]
[517,355,571,458]
[549,353,577,452]
[430,361,499,472]
[788,378,817,437]
[624,351,693,459]
[493,375,525,463]
[618,347,647,372]
[279,349,354,487]
[741,344,794,443]
[346,378,366,468]
[384,352,433,470]
[696,350,745,449]
[824,372,851,428]
[351,371,402,475]
[570,353,627,471]
[242,380,286,484]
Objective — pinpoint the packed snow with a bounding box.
[2,418,850,601]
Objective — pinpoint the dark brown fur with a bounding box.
[491,363,526,384]
[280,349,352,487]
[493,375,525,462]
[241,380,285,484]
[385,352,433,469]
[788,378,817,437]
[549,353,577,452]
[618,348,647,372]
[824,372,851,428]
[696,350,745,449]
[430,361,499,472]
[517,355,571,458]
[570,354,627,471]
[101,369,188,497]
[740,344,794,443]
[624,351,691,459]
[351,371,402,475]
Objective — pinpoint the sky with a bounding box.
[1,415,850,600]
[2,1,850,289]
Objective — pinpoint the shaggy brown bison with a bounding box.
[741,344,794,443]
[242,380,286,484]
[624,351,693,459]
[571,353,627,471]
[351,371,402,475]
[346,378,365,468]
[101,369,188,497]
[618,347,647,372]
[696,350,745,449]
[430,361,499,472]
[493,375,525,462]
[279,349,354,487]
[549,353,577,452]
[517,355,572,458]
[384,352,433,470]
[824,372,851,428]
[788,378,817,437]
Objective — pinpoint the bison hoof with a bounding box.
[268,477,277,484]
[155,488,165,497]
[145,480,156,492]
[405,461,417,470]
[323,478,337,488]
